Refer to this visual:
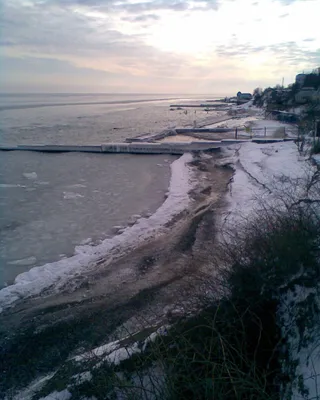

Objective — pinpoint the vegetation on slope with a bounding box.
[55,191,320,400]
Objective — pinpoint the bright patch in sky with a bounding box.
[146,11,218,54]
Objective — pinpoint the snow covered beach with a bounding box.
[1,97,319,400]
[3,138,320,400]
[0,98,267,312]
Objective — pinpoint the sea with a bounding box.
[0,93,219,288]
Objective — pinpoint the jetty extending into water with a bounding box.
[0,138,295,155]
[0,142,221,155]
[170,104,227,108]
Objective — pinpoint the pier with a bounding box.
[0,142,221,155]
[0,138,295,155]
[176,128,234,134]
[170,104,227,108]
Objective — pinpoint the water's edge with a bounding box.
[0,153,196,313]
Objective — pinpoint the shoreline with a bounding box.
[0,153,197,313]
[0,99,299,312]
[2,139,313,399]
[0,149,234,398]
[0,102,235,311]
[1,77,318,398]
[0,103,297,312]
[1,98,308,398]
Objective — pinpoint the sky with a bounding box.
[0,0,319,94]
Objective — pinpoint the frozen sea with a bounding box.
[0,93,218,287]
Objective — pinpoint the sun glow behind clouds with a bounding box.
[143,0,319,55]
[146,10,219,54]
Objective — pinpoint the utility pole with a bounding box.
[282,77,284,88]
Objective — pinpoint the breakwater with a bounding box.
[0,142,221,155]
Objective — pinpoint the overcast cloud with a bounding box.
[0,0,319,93]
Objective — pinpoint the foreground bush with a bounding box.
[71,203,320,400]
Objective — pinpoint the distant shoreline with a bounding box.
[0,97,186,112]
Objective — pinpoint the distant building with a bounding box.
[295,87,315,104]
[296,74,307,87]
[237,92,252,103]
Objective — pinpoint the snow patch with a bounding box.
[75,326,168,368]
[38,390,71,400]
[71,371,92,384]
[79,238,92,246]
[280,286,320,400]
[250,119,298,138]
[36,181,50,185]
[0,184,26,188]
[8,257,37,266]
[312,154,320,166]
[223,140,320,399]
[223,141,311,224]
[63,192,84,200]
[23,172,38,180]
[0,153,196,312]
[69,183,86,188]
[10,372,56,400]
[75,339,121,362]
[105,342,141,366]
[204,116,261,130]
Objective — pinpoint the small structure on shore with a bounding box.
[270,110,300,123]
[237,92,253,104]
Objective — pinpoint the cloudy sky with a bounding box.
[0,0,319,94]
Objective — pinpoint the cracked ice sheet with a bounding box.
[223,141,312,224]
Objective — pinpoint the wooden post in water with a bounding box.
[235,127,238,140]
[264,127,267,137]
[284,127,286,138]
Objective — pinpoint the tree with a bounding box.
[253,87,263,107]
[253,87,262,96]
